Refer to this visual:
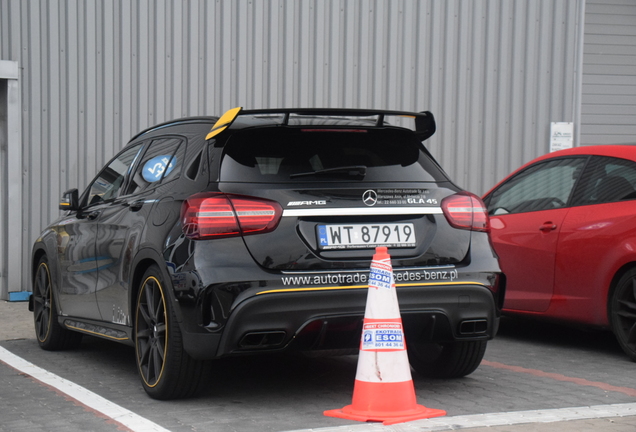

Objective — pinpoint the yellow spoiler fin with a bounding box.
[206,107,242,140]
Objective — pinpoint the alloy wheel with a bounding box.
[33,262,53,342]
[612,273,636,360]
[136,276,168,387]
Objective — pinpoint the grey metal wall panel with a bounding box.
[581,0,636,146]
[0,80,7,299]
[0,61,22,300]
[1,0,584,294]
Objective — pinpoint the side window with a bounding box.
[126,137,185,195]
[486,157,587,215]
[571,156,636,206]
[85,144,144,206]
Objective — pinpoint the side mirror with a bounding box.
[59,188,79,211]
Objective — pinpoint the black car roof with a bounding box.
[129,117,218,142]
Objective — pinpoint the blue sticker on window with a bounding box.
[142,155,176,182]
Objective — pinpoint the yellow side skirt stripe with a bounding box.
[66,324,129,341]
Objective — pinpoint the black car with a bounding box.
[30,108,504,399]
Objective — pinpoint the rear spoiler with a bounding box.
[206,107,436,142]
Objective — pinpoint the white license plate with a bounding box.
[317,223,416,250]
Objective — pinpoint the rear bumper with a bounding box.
[180,282,500,360]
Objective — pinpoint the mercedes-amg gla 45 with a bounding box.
[31,108,504,399]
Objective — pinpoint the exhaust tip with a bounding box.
[239,331,286,349]
[459,319,488,335]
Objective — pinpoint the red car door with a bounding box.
[491,208,570,312]
[485,157,588,313]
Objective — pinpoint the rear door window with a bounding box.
[126,137,185,195]
[220,128,447,183]
[571,156,636,205]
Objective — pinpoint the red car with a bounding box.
[483,145,636,361]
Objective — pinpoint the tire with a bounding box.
[32,256,82,350]
[134,265,210,399]
[610,269,636,361]
[408,340,487,378]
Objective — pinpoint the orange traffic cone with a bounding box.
[324,246,446,425]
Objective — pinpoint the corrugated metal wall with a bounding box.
[1,0,584,294]
[581,0,636,145]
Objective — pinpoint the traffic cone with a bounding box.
[324,246,446,425]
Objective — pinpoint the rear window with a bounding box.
[220,128,447,183]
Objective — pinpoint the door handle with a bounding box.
[539,222,557,232]
[128,200,145,212]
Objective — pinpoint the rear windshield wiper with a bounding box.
[289,165,367,180]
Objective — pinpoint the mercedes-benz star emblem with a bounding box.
[363,190,378,206]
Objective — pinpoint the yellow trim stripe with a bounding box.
[256,281,486,295]
[206,107,242,140]
[66,325,129,341]
[396,281,483,288]
[257,285,369,295]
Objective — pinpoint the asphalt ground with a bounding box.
[2,299,636,431]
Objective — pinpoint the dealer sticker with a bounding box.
[369,261,393,290]
[361,322,405,350]
[142,155,176,183]
[369,267,392,289]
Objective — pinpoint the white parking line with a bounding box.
[287,403,636,431]
[0,346,170,432]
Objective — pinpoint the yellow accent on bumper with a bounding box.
[256,281,485,295]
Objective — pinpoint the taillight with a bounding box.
[441,192,490,232]
[181,193,282,240]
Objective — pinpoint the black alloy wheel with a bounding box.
[33,260,53,344]
[32,256,82,350]
[136,273,168,389]
[135,265,210,399]
[611,269,636,361]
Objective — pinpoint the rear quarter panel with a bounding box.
[552,200,636,327]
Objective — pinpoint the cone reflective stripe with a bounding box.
[324,247,446,425]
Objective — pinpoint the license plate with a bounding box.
[317,223,416,250]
